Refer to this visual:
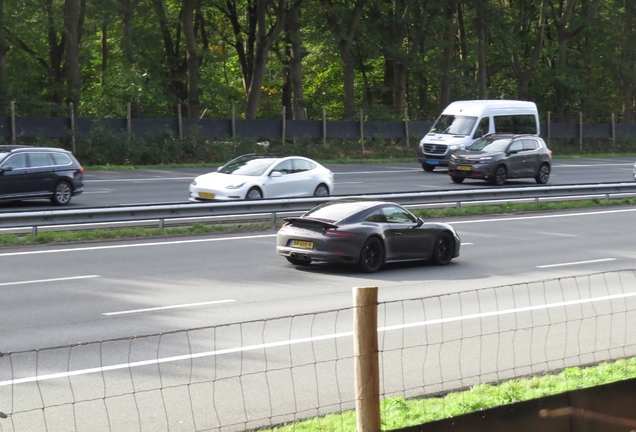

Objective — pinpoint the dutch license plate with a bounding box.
[427,160,439,165]
[291,240,314,249]
[458,166,471,171]
[199,192,215,198]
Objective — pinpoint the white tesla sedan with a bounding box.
[189,154,334,201]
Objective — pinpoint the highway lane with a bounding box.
[2,207,636,430]
[1,206,635,353]
[0,157,633,211]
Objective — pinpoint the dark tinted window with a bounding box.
[493,115,537,134]
[29,152,54,167]
[51,152,72,165]
[382,205,416,223]
[1,153,27,169]
[272,160,293,175]
[364,210,388,223]
[292,159,315,173]
[522,139,539,151]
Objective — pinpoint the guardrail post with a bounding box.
[353,286,380,432]
[32,226,38,237]
[271,212,277,228]
[158,218,164,229]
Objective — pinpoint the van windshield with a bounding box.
[430,115,477,136]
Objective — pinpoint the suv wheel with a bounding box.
[422,163,435,172]
[535,163,550,184]
[51,181,72,206]
[490,165,507,186]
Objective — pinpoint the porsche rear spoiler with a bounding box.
[283,217,338,230]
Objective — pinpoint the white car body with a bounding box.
[189,154,334,201]
[633,162,636,181]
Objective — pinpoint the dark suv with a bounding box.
[0,145,84,205]
[447,134,551,186]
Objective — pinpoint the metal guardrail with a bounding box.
[1,183,636,233]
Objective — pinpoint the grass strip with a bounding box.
[261,357,636,432]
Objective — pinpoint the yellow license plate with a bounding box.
[199,192,215,198]
[291,240,314,248]
[458,166,471,171]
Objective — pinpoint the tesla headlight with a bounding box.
[191,180,197,186]
[226,182,246,189]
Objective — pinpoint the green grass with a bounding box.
[259,357,636,432]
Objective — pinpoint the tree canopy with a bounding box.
[1,0,634,122]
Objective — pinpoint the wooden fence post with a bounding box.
[69,102,76,153]
[547,111,551,146]
[127,102,132,136]
[360,110,365,154]
[404,108,409,147]
[282,106,286,144]
[231,103,236,139]
[177,104,183,139]
[579,111,583,152]
[322,107,327,146]
[353,286,380,432]
[611,113,616,148]
[10,101,15,144]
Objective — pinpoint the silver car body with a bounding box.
[189,154,334,201]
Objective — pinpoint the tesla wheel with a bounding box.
[286,257,311,266]
[422,163,435,172]
[535,163,550,184]
[451,176,464,184]
[490,165,507,186]
[246,187,263,200]
[432,232,454,266]
[51,181,72,206]
[358,237,385,273]
[314,184,329,196]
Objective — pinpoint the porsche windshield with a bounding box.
[430,115,477,136]
[218,156,276,176]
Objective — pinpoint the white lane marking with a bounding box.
[554,163,634,167]
[450,207,636,224]
[103,299,236,316]
[0,234,277,257]
[0,275,100,287]
[335,169,421,175]
[3,289,636,387]
[537,258,617,268]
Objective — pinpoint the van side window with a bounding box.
[474,117,490,138]
[493,115,537,134]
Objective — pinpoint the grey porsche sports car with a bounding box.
[276,200,461,272]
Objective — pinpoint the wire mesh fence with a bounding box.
[1,269,636,431]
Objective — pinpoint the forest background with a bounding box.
[0,0,635,166]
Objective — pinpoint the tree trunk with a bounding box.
[288,6,305,120]
[321,0,365,121]
[64,0,82,109]
[182,0,200,119]
[244,0,298,119]
[510,0,546,101]
[0,0,8,116]
[475,1,487,99]
[121,0,137,66]
[439,0,456,110]
[619,0,636,122]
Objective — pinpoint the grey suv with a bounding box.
[0,145,84,205]
[447,134,551,186]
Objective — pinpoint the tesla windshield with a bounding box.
[218,156,276,176]
[430,115,477,136]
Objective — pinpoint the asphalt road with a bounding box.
[1,158,636,431]
[0,157,633,211]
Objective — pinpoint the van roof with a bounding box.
[442,100,537,116]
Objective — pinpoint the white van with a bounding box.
[417,100,540,171]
